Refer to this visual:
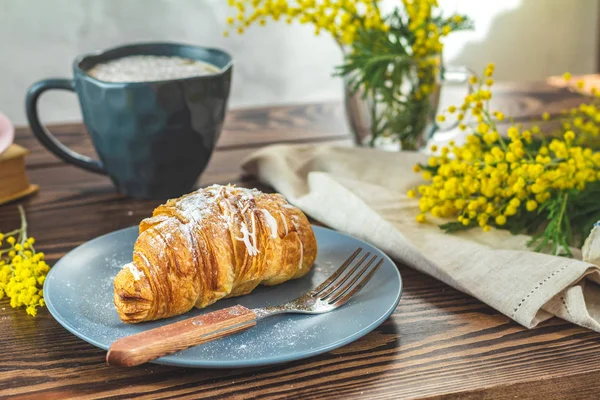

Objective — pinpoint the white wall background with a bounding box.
[0,0,597,125]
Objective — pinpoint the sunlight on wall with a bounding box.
[439,0,522,61]
[441,0,597,81]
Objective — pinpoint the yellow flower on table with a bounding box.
[408,66,600,256]
[0,207,47,316]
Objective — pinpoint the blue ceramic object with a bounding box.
[25,42,232,199]
[44,225,402,368]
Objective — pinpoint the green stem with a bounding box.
[555,192,571,255]
[558,192,569,233]
[370,88,379,146]
[2,229,21,237]
[18,206,28,246]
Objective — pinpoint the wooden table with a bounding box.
[2,82,600,399]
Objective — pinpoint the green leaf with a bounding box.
[440,221,473,233]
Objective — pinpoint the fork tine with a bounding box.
[310,248,363,296]
[322,254,376,300]
[328,257,384,307]
[318,251,370,299]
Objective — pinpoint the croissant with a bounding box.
[113,185,317,323]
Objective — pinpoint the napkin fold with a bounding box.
[242,145,600,332]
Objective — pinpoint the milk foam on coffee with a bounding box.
[86,55,220,82]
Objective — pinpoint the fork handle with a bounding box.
[106,305,257,367]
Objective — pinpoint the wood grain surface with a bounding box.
[2,82,600,399]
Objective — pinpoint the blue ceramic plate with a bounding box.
[44,225,402,368]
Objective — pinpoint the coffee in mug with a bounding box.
[87,55,220,82]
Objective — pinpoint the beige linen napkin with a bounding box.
[242,144,600,332]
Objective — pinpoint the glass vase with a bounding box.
[344,56,472,151]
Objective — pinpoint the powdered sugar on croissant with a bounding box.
[113,185,317,323]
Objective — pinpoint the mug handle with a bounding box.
[25,79,107,174]
[429,66,476,136]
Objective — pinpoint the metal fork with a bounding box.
[107,248,383,367]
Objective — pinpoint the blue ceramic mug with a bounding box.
[26,42,232,199]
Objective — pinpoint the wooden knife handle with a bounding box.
[106,305,256,367]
